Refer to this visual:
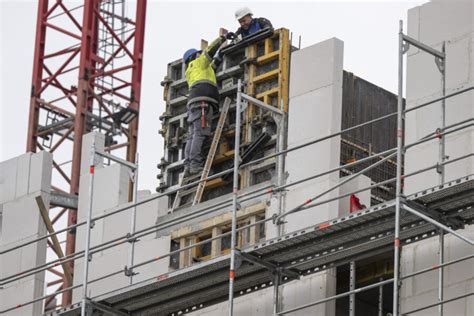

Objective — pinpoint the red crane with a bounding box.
[26,0,147,308]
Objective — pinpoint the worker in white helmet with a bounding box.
[234,7,273,38]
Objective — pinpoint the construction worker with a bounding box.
[234,7,273,39]
[183,33,233,176]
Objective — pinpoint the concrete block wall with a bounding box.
[284,37,344,234]
[402,1,474,315]
[0,151,52,315]
[405,0,474,195]
[72,133,169,302]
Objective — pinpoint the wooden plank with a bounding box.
[252,69,279,84]
[35,195,73,286]
[257,50,279,65]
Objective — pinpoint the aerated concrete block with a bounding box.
[281,270,337,316]
[0,156,18,204]
[0,277,45,316]
[28,151,52,195]
[285,38,344,234]
[132,236,171,283]
[15,152,31,198]
[135,190,160,242]
[80,132,105,176]
[406,0,474,195]
[289,38,344,99]
[0,194,48,246]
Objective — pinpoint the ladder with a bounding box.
[170,97,231,213]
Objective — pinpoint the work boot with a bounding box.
[183,165,190,177]
[189,166,204,175]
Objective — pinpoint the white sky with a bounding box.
[0,0,428,191]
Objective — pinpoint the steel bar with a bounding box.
[402,34,445,59]
[277,279,394,315]
[402,204,474,246]
[439,42,446,185]
[438,230,444,316]
[378,278,383,316]
[229,79,242,315]
[349,261,356,316]
[273,271,281,316]
[127,152,139,284]
[95,150,137,170]
[241,93,285,116]
[393,20,405,316]
[81,138,96,316]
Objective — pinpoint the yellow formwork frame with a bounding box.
[242,28,290,188]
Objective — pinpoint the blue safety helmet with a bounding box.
[183,48,199,63]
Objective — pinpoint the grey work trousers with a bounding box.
[184,105,213,169]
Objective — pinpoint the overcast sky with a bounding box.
[0,0,427,191]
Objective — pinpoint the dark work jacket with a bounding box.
[236,17,273,38]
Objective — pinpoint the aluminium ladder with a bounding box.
[170,97,232,212]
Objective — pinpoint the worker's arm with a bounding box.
[257,17,273,31]
[203,36,226,62]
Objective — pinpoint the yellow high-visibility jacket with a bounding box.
[185,36,225,88]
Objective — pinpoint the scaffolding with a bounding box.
[1,22,474,316]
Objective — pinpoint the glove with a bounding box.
[225,32,236,40]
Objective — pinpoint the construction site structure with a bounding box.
[19,0,147,308]
[1,0,474,315]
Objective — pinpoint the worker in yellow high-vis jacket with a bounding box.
[182,32,235,176]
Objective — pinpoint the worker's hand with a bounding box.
[225,32,236,40]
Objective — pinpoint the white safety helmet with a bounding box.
[235,7,253,20]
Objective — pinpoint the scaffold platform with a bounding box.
[46,174,474,316]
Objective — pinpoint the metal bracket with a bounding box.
[87,253,93,262]
[272,213,287,225]
[436,162,443,175]
[124,265,138,277]
[435,56,445,73]
[402,41,410,54]
[241,100,248,112]
[126,233,139,243]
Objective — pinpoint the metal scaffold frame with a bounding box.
[2,22,474,316]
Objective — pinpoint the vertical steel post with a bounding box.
[436,41,446,316]
[273,271,281,315]
[393,20,405,316]
[81,137,96,316]
[378,278,384,316]
[438,230,445,316]
[228,79,242,315]
[438,42,446,184]
[349,261,356,316]
[277,106,287,237]
[128,153,139,285]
